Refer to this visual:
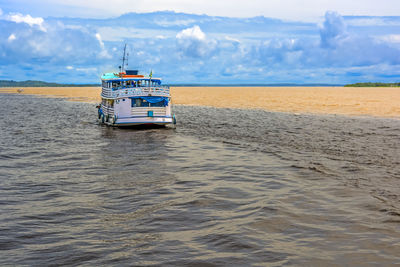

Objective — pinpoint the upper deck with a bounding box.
[101,72,170,99]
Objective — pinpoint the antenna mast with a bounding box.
[121,43,127,73]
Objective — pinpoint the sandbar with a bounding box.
[1,86,399,118]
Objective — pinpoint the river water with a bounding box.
[0,94,399,266]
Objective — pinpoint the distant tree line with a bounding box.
[0,80,100,87]
[344,82,400,87]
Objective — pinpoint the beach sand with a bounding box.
[1,86,399,118]
[0,87,101,103]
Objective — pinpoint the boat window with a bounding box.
[112,81,121,88]
[131,98,166,107]
[149,101,165,107]
[131,98,145,107]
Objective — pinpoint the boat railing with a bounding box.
[101,104,114,116]
[101,88,113,98]
[101,86,170,98]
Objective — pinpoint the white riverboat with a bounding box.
[97,46,175,127]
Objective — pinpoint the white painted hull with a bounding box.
[111,116,173,127]
[99,114,174,127]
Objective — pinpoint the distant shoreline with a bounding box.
[1,79,399,88]
[0,79,343,87]
[344,82,400,87]
[0,80,99,87]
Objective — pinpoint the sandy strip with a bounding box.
[0,87,101,103]
[1,86,399,118]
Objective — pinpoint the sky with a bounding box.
[0,0,400,84]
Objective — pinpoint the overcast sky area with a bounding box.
[0,0,400,84]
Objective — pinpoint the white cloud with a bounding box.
[225,36,240,43]
[380,34,400,44]
[95,33,111,58]
[319,11,347,48]
[8,34,16,42]
[8,13,46,32]
[95,33,105,48]
[176,25,206,41]
[66,66,74,70]
[0,16,113,69]
[176,25,217,58]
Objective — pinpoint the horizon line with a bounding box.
[0,79,346,87]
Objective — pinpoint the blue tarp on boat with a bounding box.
[129,96,169,106]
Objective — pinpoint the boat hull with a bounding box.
[100,116,174,127]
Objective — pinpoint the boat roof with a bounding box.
[101,72,161,81]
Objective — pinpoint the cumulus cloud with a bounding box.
[176,25,216,58]
[7,13,47,32]
[8,34,16,42]
[95,33,111,58]
[245,10,400,80]
[0,16,113,74]
[319,11,347,48]
[315,12,400,67]
[95,33,104,47]
[177,25,206,40]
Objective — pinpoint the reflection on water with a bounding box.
[0,94,399,266]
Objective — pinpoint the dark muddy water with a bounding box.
[0,94,399,266]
